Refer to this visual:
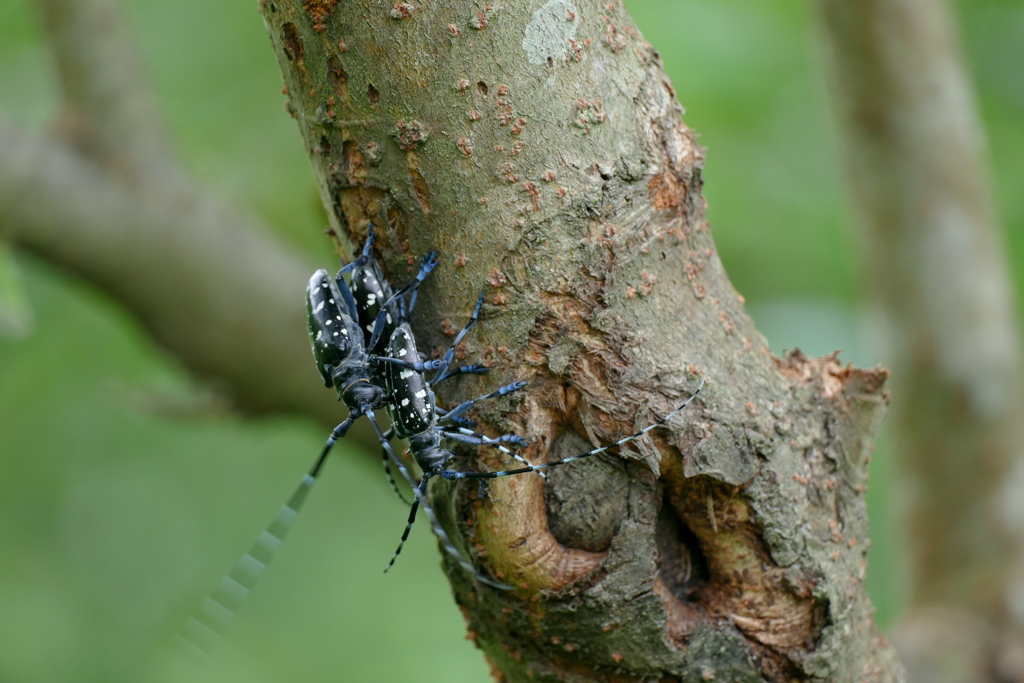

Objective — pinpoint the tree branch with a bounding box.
[37,0,172,175]
[0,116,344,424]
[818,0,1024,678]
[260,1,902,679]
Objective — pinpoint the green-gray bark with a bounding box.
[261,1,903,680]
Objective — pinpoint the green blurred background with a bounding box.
[0,0,1021,681]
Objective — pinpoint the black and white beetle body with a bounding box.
[384,320,530,476]
[385,323,437,439]
[376,314,529,582]
[383,322,503,476]
[349,254,401,357]
[307,269,384,408]
[343,237,484,502]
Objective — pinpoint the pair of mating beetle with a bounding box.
[178,231,705,656]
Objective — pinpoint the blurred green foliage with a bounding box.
[0,0,1020,680]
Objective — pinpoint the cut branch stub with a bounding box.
[260,0,902,680]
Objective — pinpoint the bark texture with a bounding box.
[818,1,1024,680]
[261,0,902,680]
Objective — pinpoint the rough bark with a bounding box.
[817,1,1024,680]
[260,1,903,680]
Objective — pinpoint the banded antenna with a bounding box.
[176,424,346,658]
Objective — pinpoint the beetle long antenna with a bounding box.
[177,416,354,657]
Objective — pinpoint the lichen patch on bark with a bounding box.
[522,0,580,66]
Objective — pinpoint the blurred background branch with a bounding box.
[0,116,323,418]
[820,0,1024,679]
[38,0,171,174]
[1,0,386,435]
